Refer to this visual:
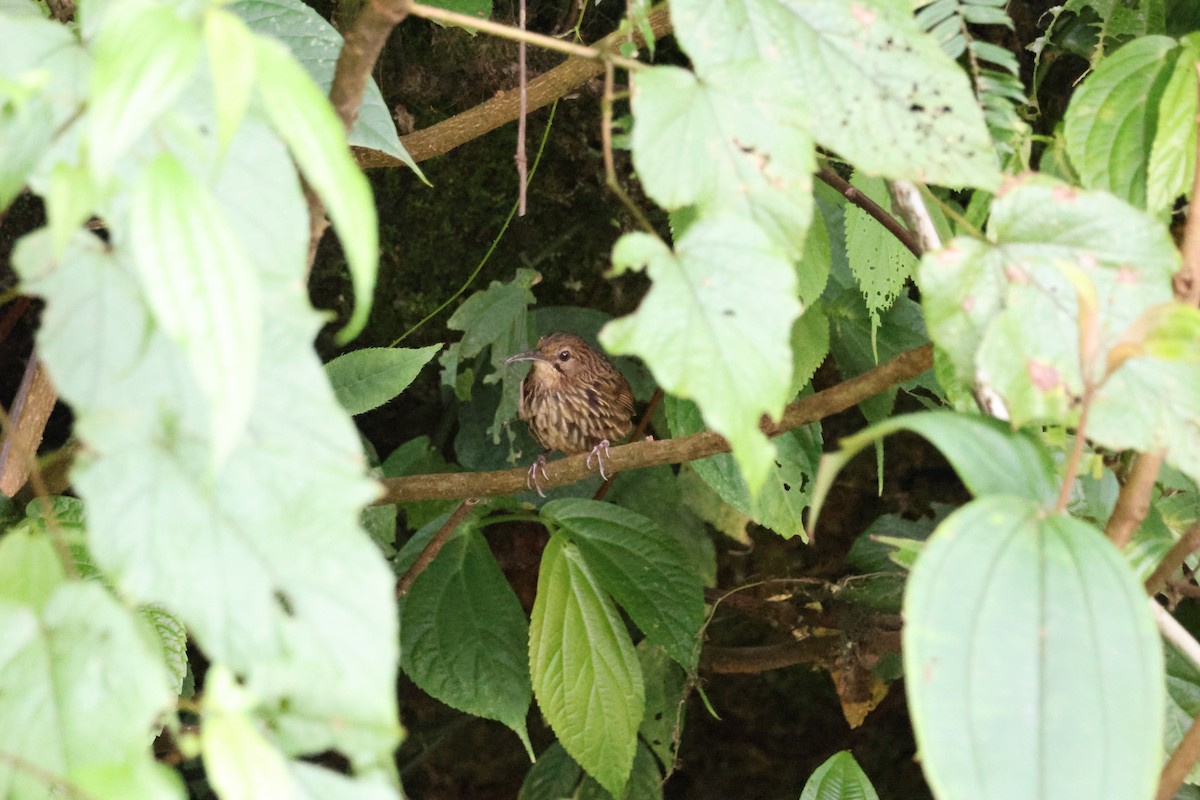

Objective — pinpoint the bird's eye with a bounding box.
[558,350,571,362]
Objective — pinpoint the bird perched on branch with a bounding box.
[504,332,635,496]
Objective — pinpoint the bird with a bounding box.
[504,332,635,496]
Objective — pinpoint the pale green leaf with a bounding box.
[1063,35,1179,209]
[231,0,424,179]
[0,583,182,800]
[844,172,918,322]
[87,3,201,174]
[904,498,1163,800]
[1147,39,1199,214]
[0,526,66,610]
[0,77,53,211]
[800,751,881,800]
[399,525,533,756]
[203,8,257,154]
[790,307,830,398]
[631,62,814,258]
[540,498,706,668]
[255,37,377,343]
[600,219,800,495]
[130,154,261,462]
[529,533,644,798]
[141,605,188,695]
[326,345,441,415]
[202,666,292,800]
[46,162,96,257]
[669,0,1000,188]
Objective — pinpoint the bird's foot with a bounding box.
[586,439,614,480]
[526,453,550,498]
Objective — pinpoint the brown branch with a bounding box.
[364,6,672,167]
[0,357,57,499]
[1146,520,1200,596]
[817,169,922,259]
[1159,706,1200,800]
[396,498,481,597]
[376,343,932,504]
[593,387,661,502]
[700,628,901,674]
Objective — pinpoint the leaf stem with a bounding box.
[817,168,922,259]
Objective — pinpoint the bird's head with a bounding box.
[504,332,597,384]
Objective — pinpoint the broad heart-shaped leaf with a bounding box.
[601,219,800,495]
[0,583,182,800]
[231,0,423,179]
[799,751,880,800]
[255,36,378,343]
[904,497,1163,800]
[399,523,533,757]
[529,532,644,799]
[326,345,441,415]
[666,396,820,540]
[668,0,999,189]
[1147,36,1199,214]
[1063,35,1180,210]
[809,412,1060,534]
[540,499,706,668]
[86,2,201,175]
[130,154,261,463]
[630,62,814,259]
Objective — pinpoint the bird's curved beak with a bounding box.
[504,349,547,366]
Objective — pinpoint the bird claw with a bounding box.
[526,454,550,498]
[586,439,613,481]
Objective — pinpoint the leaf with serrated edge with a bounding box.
[541,499,705,667]
[529,532,643,798]
[326,345,441,416]
[799,751,881,800]
[904,498,1162,800]
[1146,38,1199,214]
[401,528,533,756]
[601,218,799,495]
[255,37,377,343]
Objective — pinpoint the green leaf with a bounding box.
[422,0,493,22]
[399,525,533,757]
[202,665,293,800]
[669,0,1000,189]
[87,2,201,174]
[904,497,1163,800]
[799,751,881,800]
[1147,37,1199,214]
[255,36,378,343]
[0,525,66,610]
[1063,34,1179,208]
[231,0,424,179]
[600,219,800,495]
[0,582,182,800]
[810,412,1059,533]
[0,75,53,211]
[636,642,688,771]
[540,498,706,668]
[142,605,188,696]
[130,154,261,462]
[630,62,814,259]
[519,741,662,800]
[844,172,919,323]
[46,162,97,257]
[326,345,441,415]
[666,396,820,540]
[529,532,644,798]
[203,8,257,155]
[1166,642,1200,785]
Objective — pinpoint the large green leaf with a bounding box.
[799,751,881,800]
[1063,35,1179,209]
[630,62,814,259]
[0,582,182,800]
[1146,35,1199,214]
[601,219,800,495]
[130,154,262,462]
[668,0,1000,189]
[255,36,378,343]
[540,498,706,668]
[399,524,533,756]
[904,497,1163,800]
[326,345,441,415]
[529,532,644,798]
[231,0,423,178]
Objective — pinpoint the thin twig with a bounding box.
[1146,520,1200,596]
[1054,392,1094,515]
[816,169,922,259]
[515,0,528,217]
[1159,705,1200,800]
[886,180,942,253]
[377,344,932,503]
[406,2,645,72]
[600,61,656,234]
[396,498,482,597]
